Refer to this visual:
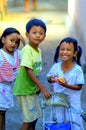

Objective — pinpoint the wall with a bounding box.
[67,0,86,63]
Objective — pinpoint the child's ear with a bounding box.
[2,37,5,44]
[25,32,29,37]
[74,50,77,57]
[43,34,46,40]
[44,34,46,38]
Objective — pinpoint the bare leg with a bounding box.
[0,110,6,130]
[24,0,30,12]
[32,0,37,10]
[20,119,37,130]
[28,119,37,130]
[20,123,29,130]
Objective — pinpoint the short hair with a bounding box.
[26,18,47,33]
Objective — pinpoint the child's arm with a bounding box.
[25,67,52,99]
[57,78,82,90]
[18,35,26,46]
[64,83,82,90]
[47,76,82,90]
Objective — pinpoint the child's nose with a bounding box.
[12,42,17,47]
[36,33,40,37]
[63,49,67,53]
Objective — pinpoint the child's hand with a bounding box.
[42,88,52,99]
[36,88,41,94]
[18,35,26,46]
[48,75,57,83]
[56,77,67,86]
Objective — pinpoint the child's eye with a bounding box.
[33,32,36,34]
[67,48,71,51]
[60,48,64,51]
[39,32,44,35]
[32,32,44,35]
[10,39,14,42]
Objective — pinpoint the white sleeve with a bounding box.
[76,67,85,85]
[47,64,57,77]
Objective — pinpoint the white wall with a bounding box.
[67,0,86,62]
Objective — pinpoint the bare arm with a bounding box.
[48,75,82,90]
[25,67,52,99]
[57,78,82,90]
[63,83,82,90]
[18,35,26,46]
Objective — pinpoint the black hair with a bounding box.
[0,27,20,49]
[54,37,82,66]
[26,18,47,33]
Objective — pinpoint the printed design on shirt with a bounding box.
[6,71,12,75]
[33,62,42,74]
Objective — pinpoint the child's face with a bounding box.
[26,26,46,48]
[2,33,19,55]
[59,42,77,63]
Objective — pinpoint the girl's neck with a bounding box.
[62,61,75,72]
[2,48,14,56]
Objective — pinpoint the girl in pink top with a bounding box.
[0,27,25,130]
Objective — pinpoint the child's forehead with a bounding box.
[60,42,74,47]
[31,25,44,29]
[61,41,74,45]
[6,33,19,39]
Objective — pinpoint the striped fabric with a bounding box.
[0,51,19,82]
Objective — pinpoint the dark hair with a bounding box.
[54,37,82,66]
[26,18,47,33]
[0,27,20,48]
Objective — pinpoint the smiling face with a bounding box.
[59,42,77,63]
[26,26,46,50]
[2,33,19,55]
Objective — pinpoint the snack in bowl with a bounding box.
[58,77,65,83]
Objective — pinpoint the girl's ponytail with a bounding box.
[0,39,3,49]
[76,46,82,66]
[54,45,60,63]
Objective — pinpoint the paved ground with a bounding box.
[0,0,86,130]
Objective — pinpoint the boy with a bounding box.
[13,18,52,130]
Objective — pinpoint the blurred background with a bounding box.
[0,0,86,60]
[0,0,86,130]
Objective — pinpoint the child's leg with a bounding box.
[71,112,84,130]
[24,0,30,12]
[20,123,29,130]
[0,110,6,130]
[28,119,37,130]
[20,119,37,130]
[32,0,37,10]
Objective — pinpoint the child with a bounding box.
[13,18,52,130]
[0,27,25,130]
[47,37,85,130]
[24,0,37,12]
